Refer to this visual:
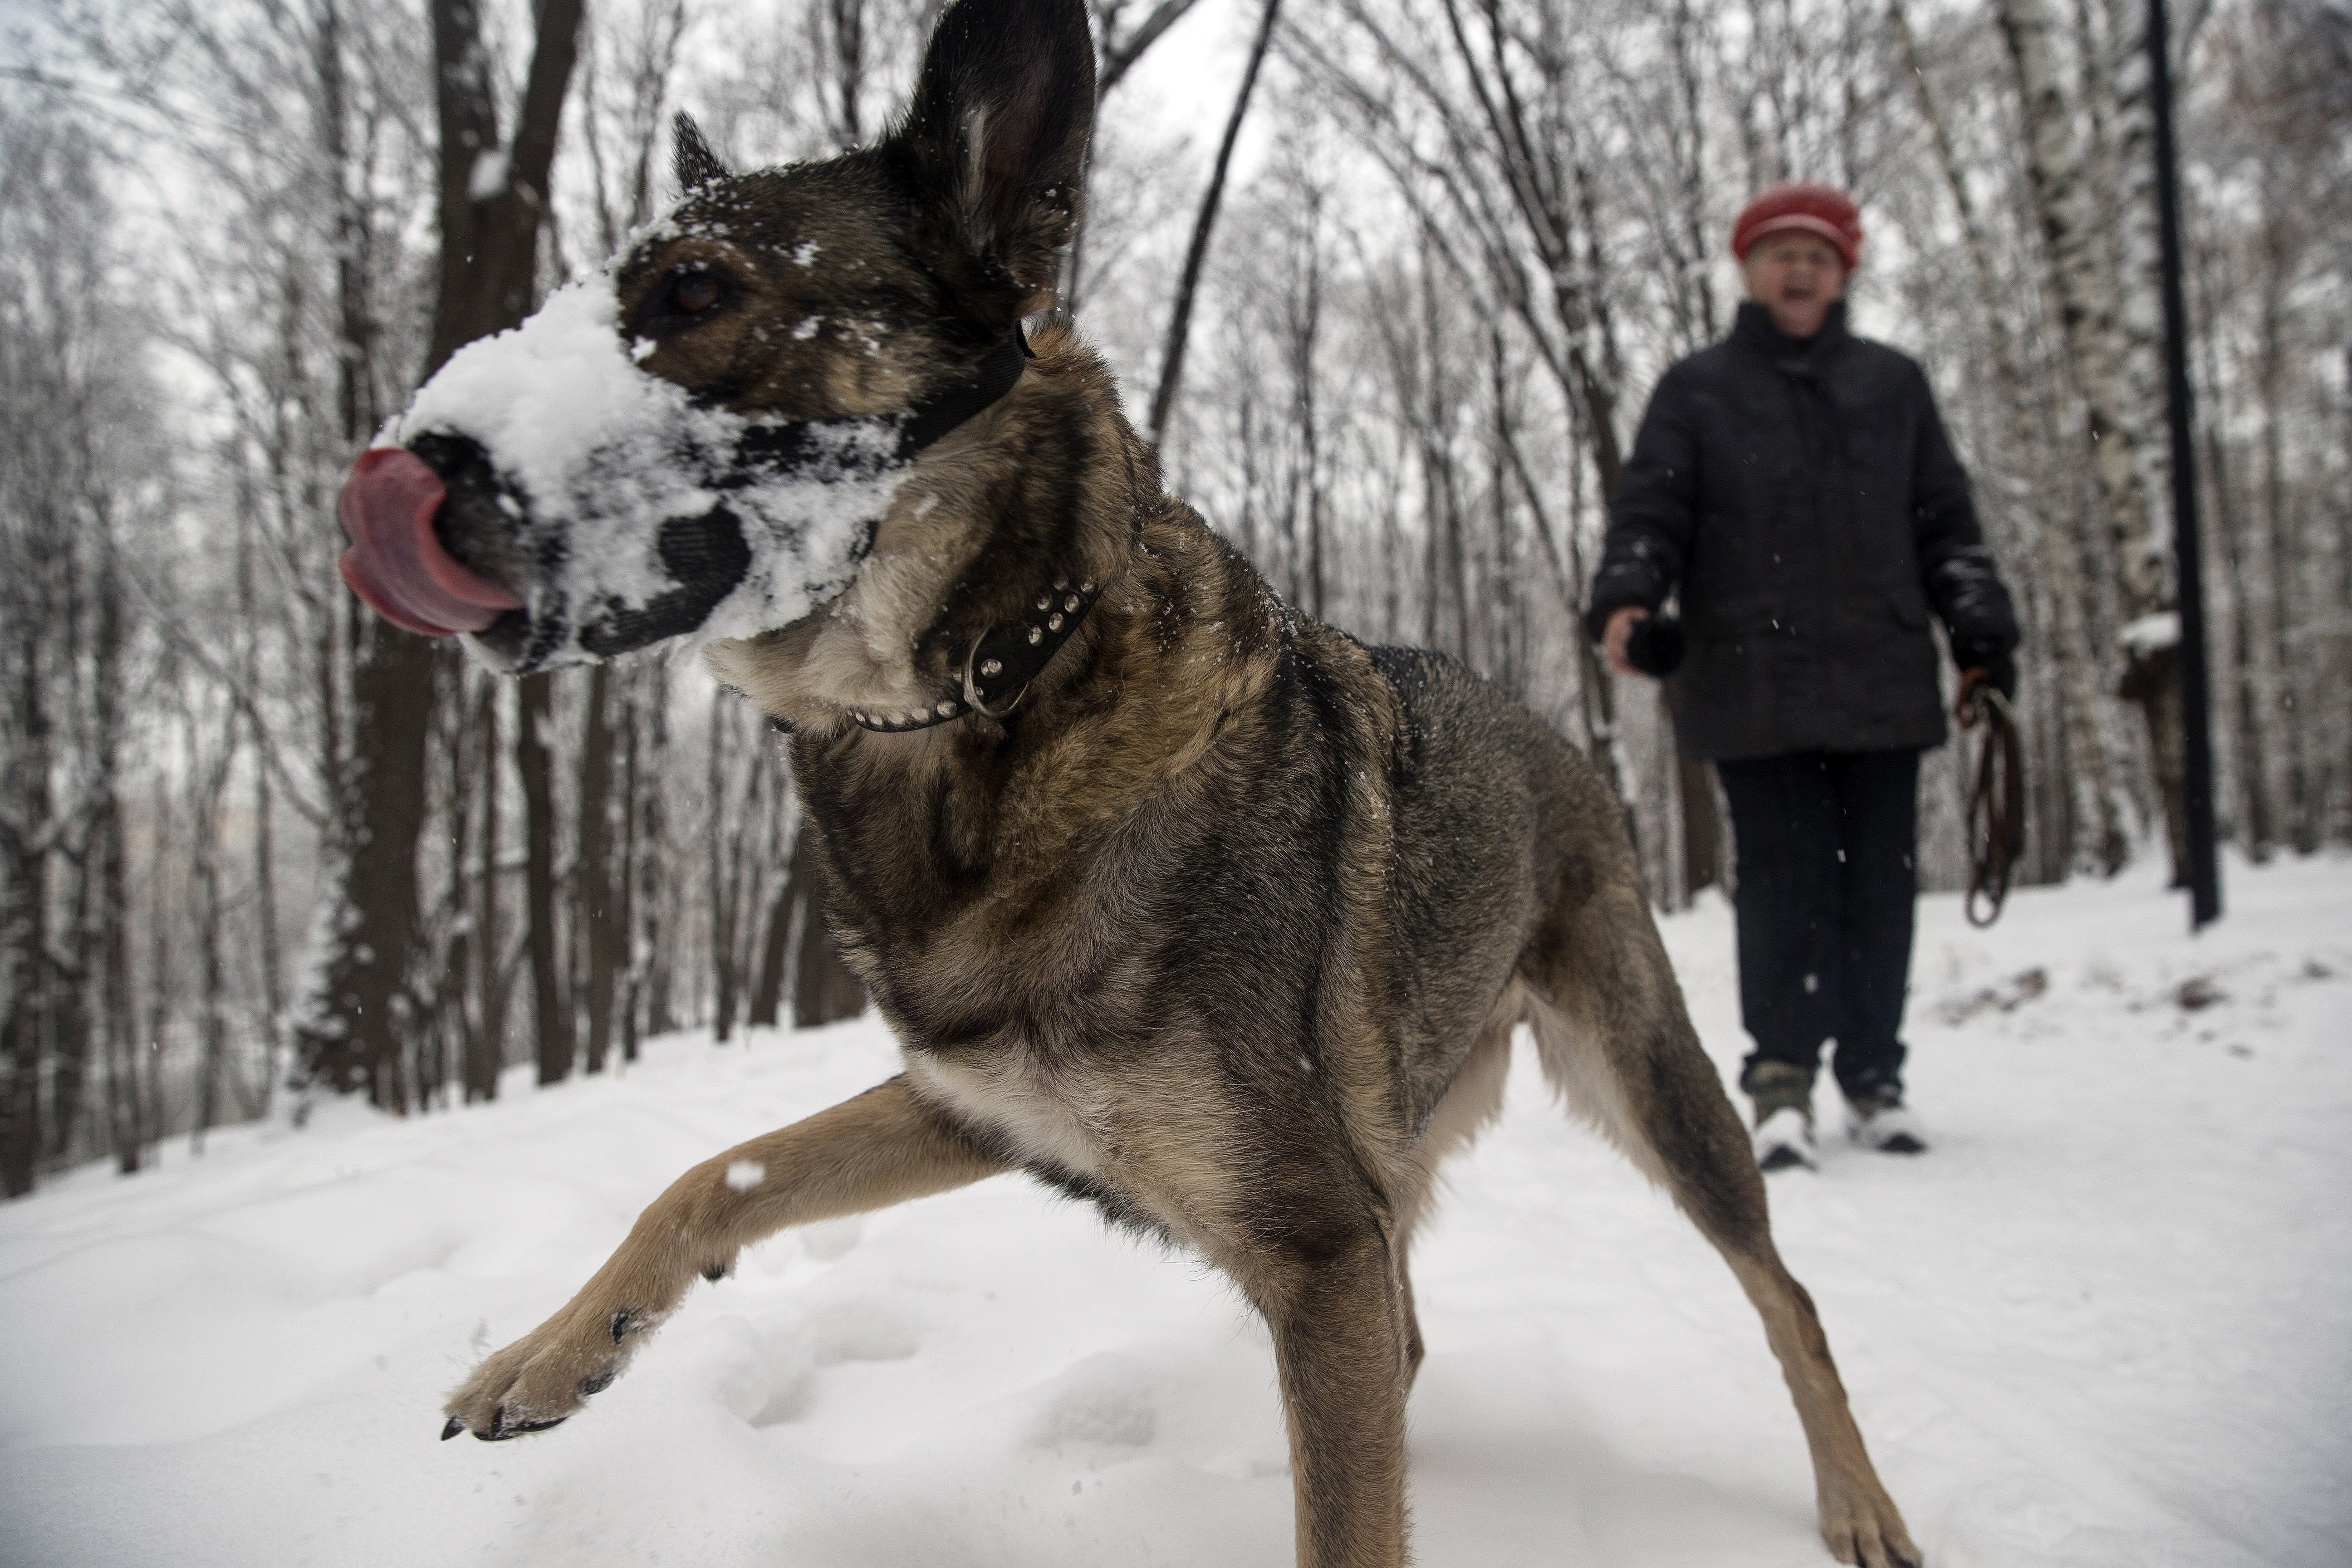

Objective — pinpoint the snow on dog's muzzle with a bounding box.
[334,279,912,676]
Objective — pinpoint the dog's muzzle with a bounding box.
[333,274,1029,676]
[338,418,896,673]
[339,434,773,668]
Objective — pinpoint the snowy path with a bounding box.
[4,856,2347,1567]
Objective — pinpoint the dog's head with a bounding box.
[337,0,1095,675]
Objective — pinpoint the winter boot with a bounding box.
[1846,1093,1929,1155]
[1744,1061,1817,1172]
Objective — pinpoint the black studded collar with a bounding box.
[850,573,1104,732]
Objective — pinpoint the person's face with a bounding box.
[1741,231,1848,339]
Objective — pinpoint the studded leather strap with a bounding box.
[849,574,1103,732]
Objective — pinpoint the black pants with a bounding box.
[1715,748,1920,1104]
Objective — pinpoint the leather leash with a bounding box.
[1956,671,2025,928]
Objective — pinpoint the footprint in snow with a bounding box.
[741,1299,914,1427]
[1026,1356,1160,1453]
[799,1215,863,1260]
[807,1298,920,1365]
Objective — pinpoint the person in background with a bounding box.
[1586,182,2020,1171]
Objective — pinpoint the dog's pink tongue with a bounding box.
[336,448,523,637]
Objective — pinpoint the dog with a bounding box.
[345,0,1921,1560]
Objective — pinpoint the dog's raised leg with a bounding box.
[441,1074,1004,1440]
[1525,880,1922,1568]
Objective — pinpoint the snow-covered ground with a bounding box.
[4,855,2347,1568]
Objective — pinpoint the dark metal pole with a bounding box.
[2147,0,2221,928]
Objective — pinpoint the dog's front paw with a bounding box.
[441,1303,656,1442]
[1821,1480,1921,1568]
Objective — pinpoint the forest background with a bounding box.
[0,0,2345,1195]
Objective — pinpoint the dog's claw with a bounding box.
[441,1416,465,1441]
[476,1405,569,1442]
[611,1309,632,1344]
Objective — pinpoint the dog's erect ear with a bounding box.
[674,113,730,193]
[898,0,1096,312]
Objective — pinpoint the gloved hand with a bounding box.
[1624,613,1686,678]
[1950,641,2016,701]
[1952,642,2017,727]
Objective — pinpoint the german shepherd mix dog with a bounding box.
[348,0,1920,1560]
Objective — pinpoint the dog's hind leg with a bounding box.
[441,1074,1004,1441]
[1521,878,1922,1568]
[1392,994,1518,1388]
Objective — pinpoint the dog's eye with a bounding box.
[671,271,723,314]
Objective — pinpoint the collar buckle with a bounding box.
[851,574,1103,734]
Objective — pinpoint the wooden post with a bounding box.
[2146,0,2222,926]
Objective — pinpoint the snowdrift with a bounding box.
[4,857,2348,1567]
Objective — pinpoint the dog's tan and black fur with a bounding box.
[429,0,1920,1561]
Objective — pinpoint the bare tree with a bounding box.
[1147,0,1284,441]
[295,0,585,1108]
[0,103,156,1193]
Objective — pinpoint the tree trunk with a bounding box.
[640,680,674,1038]
[616,672,643,1063]
[292,0,583,1108]
[788,828,866,1028]
[191,702,237,1150]
[1994,0,2187,879]
[2252,219,2314,853]
[100,796,138,1174]
[746,873,794,1029]
[426,0,585,372]
[1147,0,1283,442]
[249,723,285,1114]
[0,614,49,1196]
[468,674,503,1099]
[579,662,616,1073]
[519,671,573,1085]
[91,540,138,1173]
[1665,684,1723,902]
[53,773,93,1168]
[142,772,173,1142]
[295,0,586,1103]
[709,690,742,1043]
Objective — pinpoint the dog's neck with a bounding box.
[706,323,1144,736]
[843,323,1137,732]
[840,323,1113,732]
[894,326,1033,460]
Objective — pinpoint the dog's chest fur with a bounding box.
[902,1038,1241,1248]
[904,1046,1109,1177]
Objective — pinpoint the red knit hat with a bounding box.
[1731,183,1862,269]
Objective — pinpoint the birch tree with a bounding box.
[1994,0,2190,877]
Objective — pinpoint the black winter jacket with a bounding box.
[1584,301,2018,760]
